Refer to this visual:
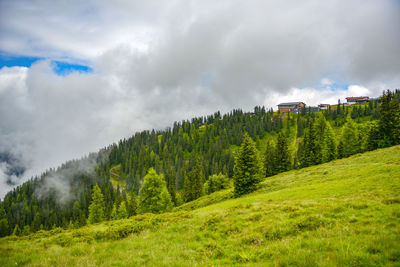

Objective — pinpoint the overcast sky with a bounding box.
[0,0,399,198]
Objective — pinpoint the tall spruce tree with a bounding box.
[297,116,304,137]
[117,201,128,219]
[0,206,8,237]
[166,167,177,206]
[323,121,337,162]
[0,219,9,237]
[366,122,381,151]
[340,116,360,157]
[183,158,204,202]
[233,132,263,197]
[264,139,276,177]
[126,191,138,217]
[138,168,173,214]
[378,89,400,146]
[298,120,317,167]
[111,203,118,220]
[87,184,105,224]
[314,115,327,164]
[12,224,21,236]
[275,132,291,172]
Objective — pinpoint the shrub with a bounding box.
[204,173,231,195]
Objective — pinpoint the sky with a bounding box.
[0,0,399,198]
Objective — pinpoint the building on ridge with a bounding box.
[318,104,330,110]
[277,102,305,112]
[345,96,369,104]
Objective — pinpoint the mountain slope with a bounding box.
[1,145,399,266]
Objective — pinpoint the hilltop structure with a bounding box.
[346,96,369,104]
[277,102,305,112]
[318,104,330,110]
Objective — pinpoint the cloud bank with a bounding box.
[0,0,399,198]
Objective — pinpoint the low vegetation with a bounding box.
[1,146,399,266]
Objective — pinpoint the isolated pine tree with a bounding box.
[88,184,105,224]
[233,132,262,197]
[183,158,204,202]
[139,168,173,214]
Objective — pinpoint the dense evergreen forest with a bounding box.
[0,89,399,237]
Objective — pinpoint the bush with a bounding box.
[204,173,231,195]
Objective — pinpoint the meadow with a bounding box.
[1,145,399,266]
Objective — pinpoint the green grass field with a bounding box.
[1,146,400,266]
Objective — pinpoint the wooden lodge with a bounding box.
[346,96,369,103]
[277,102,305,112]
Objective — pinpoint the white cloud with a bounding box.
[321,78,334,86]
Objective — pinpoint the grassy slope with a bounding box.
[1,146,400,266]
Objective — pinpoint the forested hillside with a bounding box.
[0,89,399,237]
[1,145,399,266]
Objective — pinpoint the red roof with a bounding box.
[345,96,369,100]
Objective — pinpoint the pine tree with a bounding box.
[264,139,276,177]
[13,224,21,236]
[275,132,291,172]
[23,225,30,236]
[340,116,360,157]
[0,206,8,237]
[117,201,128,219]
[314,115,327,164]
[139,168,173,214]
[233,132,263,197]
[366,122,381,151]
[323,121,337,162]
[32,212,41,232]
[378,90,400,146]
[183,158,204,202]
[166,168,177,206]
[297,116,304,137]
[72,200,81,225]
[127,191,138,217]
[0,219,9,237]
[88,184,105,224]
[111,203,118,220]
[337,140,344,159]
[298,120,317,167]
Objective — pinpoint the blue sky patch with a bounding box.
[52,61,92,75]
[0,53,92,75]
